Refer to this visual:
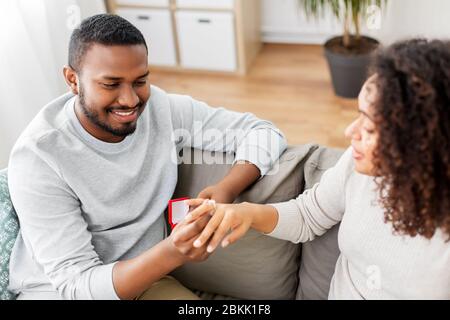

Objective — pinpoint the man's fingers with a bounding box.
[192,210,224,248]
[174,215,210,242]
[197,190,211,199]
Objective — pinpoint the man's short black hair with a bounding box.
[68,14,147,71]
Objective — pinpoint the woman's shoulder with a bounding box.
[332,147,356,181]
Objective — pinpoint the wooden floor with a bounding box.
[150,44,359,149]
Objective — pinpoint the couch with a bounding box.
[0,144,344,300]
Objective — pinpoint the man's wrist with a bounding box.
[216,179,239,199]
[220,162,261,198]
[160,238,186,268]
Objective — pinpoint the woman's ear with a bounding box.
[63,65,79,95]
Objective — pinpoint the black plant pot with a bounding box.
[324,36,379,99]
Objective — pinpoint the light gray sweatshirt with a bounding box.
[268,147,450,299]
[7,85,287,300]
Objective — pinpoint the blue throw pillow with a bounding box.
[0,169,19,300]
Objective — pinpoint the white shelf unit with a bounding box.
[106,0,261,74]
[115,8,177,66]
[116,0,170,7]
[176,0,235,10]
[176,11,237,71]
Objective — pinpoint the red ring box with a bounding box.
[168,197,190,229]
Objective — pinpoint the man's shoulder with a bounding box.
[150,85,194,107]
[149,85,169,102]
[11,93,75,162]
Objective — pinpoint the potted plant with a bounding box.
[299,0,387,98]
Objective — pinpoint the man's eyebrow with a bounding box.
[137,71,150,79]
[102,76,122,80]
[101,71,150,81]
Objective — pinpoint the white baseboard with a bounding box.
[261,27,337,45]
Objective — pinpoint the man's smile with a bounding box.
[109,107,139,123]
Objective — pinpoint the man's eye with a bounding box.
[134,80,147,87]
[103,83,119,88]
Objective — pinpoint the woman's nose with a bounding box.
[345,120,360,140]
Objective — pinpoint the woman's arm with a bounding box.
[184,200,278,252]
[185,147,355,251]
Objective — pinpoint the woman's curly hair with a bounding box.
[370,39,450,241]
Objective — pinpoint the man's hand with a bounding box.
[166,200,217,264]
[196,161,261,204]
[112,200,217,300]
[197,183,237,204]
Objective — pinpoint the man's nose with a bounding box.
[118,85,139,108]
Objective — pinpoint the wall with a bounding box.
[0,0,106,168]
[261,0,450,45]
[1,0,450,168]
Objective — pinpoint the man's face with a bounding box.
[69,44,150,142]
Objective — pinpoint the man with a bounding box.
[7,14,287,300]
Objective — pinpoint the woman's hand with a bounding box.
[185,199,257,253]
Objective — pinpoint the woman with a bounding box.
[184,39,450,299]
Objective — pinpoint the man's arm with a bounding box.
[112,212,212,299]
[168,91,287,202]
[197,160,261,203]
[8,143,216,300]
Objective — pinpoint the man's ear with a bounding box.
[63,65,79,95]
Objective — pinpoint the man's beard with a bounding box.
[78,84,143,138]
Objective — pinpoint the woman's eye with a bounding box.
[364,128,375,134]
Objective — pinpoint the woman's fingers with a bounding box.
[192,209,224,249]
[174,214,210,242]
[185,198,206,208]
[221,223,250,248]
[206,213,234,253]
[185,199,216,222]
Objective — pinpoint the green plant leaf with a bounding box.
[298,0,388,48]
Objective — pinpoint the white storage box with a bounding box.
[175,11,237,71]
[176,0,234,10]
[116,0,170,7]
[116,8,177,66]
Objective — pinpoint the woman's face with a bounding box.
[344,76,379,176]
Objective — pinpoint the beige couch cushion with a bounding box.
[171,144,319,300]
[296,146,344,300]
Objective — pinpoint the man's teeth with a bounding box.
[113,110,135,116]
